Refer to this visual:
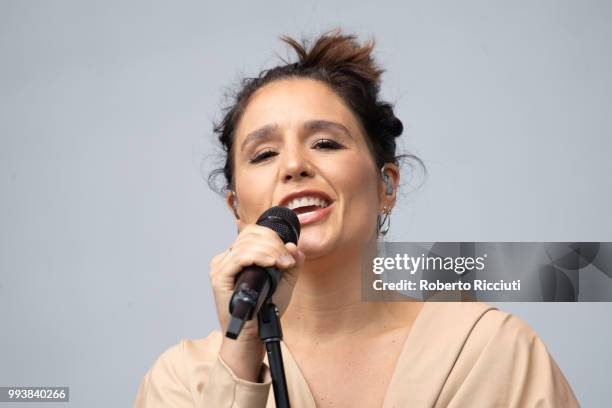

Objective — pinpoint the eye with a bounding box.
[312,139,344,150]
[248,149,277,164]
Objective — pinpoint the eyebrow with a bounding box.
[304,119,352,139]
[239,124,280,152]
[239,120,352,152]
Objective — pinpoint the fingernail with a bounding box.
[281,254,295,265]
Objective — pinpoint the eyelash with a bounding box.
[248,139,345,164]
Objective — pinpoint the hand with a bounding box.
[209,218,305,381]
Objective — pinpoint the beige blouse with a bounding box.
[134,302,579,407]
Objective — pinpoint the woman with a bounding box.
[135,30,579,407]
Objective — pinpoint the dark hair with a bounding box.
[208,28,425,194]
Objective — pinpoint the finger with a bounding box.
[282,246,304,281]
[285,242,297,253]
[296,248,306,266]
[219,246,294,279]
[285,242,300,261]
[245,224,287,243]
[285,243,305,263]
[215,250,277,288]
[234,225,280,247]
[248,240,295,267]
[232,239,294,265]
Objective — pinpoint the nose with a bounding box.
[280,145,314,182]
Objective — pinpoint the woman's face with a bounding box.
[229,78,394,258]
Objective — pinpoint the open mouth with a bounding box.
[287,196,329,212]
[278,190,335,226]
[292,205,324,215]
[284,196,333,225]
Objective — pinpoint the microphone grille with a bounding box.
[256,206,300,245]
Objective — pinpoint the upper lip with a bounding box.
[278,189,334,208]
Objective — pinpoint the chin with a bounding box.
[297,233,336,259]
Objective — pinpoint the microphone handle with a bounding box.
[226,265,281,339]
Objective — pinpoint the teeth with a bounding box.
[286,196,329,211]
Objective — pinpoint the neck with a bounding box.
[281,239,414,343]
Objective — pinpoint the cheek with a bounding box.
[234,166,276,222]
[324,153,379,214]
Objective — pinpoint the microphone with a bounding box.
[225,206,300,340]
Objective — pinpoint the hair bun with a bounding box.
[389,117,403,137]
[378,103,403,137]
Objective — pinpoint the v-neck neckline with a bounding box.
[268,302,498,407]
[275,301,430,408]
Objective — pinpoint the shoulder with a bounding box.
[134,331,224,407]
[472,303,538,342]
[182,330,224,363]
[435,302,552,366]
[149,330,224,376]
[422,301,539,346]
[432,303,579,406]
[465,304,550,359]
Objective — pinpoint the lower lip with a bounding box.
[295,203,334,226]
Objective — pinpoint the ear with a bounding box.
[379,163,400,210]
[225,190,240,219]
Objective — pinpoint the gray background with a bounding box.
[1,0,610,406]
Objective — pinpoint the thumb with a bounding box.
[296,248,306,266]
[285,243,306,267]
